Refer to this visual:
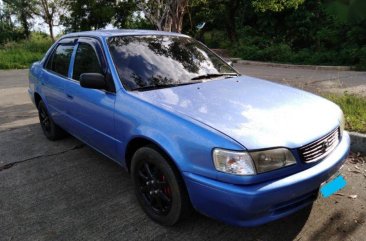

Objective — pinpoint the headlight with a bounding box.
[212,148,296,175]
[249,148,296,173]
[213,149,256,175]
[339,112,345,137]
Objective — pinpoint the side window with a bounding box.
[72,43,103,81]
[45,44,74,77]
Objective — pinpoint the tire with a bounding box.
[131,145,192,226]
[37,100,66,140]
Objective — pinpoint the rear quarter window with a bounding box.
[45,44,74,77]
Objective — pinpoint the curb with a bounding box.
[349,132,366,154]
[230,59,352,71]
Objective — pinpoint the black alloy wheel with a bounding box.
[131,145,192,226]
[37,100,65,140]
[39,102,51,133]
[138,161,172,215]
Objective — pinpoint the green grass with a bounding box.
[324,93,366,133]
[0,34,53,69]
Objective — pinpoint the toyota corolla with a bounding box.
[28,30,350,227]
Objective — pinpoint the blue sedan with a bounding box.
[28,30,350,227]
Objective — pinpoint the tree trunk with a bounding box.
[19,10,30,38]
[137,0,187,33]
[225,0,239,42]
[163,17,172,31]
[47,21,54,41]
[170,0,187,33]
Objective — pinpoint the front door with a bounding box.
[63,38,117,160]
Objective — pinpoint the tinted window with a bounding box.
[46,44,74,77]
[107,35,237,90]
[72,43,103,81]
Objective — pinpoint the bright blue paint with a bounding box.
[320,175,347,198]
[28,30,350,227]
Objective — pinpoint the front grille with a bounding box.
[299,127,340,163]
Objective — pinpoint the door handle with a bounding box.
[66,93,74,100]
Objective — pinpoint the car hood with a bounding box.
[130,76,342,150]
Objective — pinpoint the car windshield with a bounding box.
[107,35,238,91]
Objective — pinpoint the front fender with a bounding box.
[114,92,243,180]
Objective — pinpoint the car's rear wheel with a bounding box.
[38,100,65,140]
[131,145,192,226]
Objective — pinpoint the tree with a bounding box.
[252,0,304,12]
[136,0,189,32]
[0,2,18,43]
[224,0,240,42]
[31,0,63,41]
[169,0,188,32]
[114,0,151,29]
[220,0,304,42]
[61,0,115,32]
[185,0,239,41]
[3,0,35,38]
[136,0,170,31]
[136,0,304,36]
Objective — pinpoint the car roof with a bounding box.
[62,29,189,39]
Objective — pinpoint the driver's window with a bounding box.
[73,43,103,81]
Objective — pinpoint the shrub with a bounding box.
[258,43,293,62]
[355,46,366,70]
[203,30,230,49]
[0,33,53,69]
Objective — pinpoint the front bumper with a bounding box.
[183,132,350,227]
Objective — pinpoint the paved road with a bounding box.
[234,64,366,97]
[0,69,365,241]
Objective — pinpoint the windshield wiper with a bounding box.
[132,81,202,91]
[190,73,239,81]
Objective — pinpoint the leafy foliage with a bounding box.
[0,0,365,70]
[0,32,52,69]
[60,0,116,32]
[2,0,36,39]
[252,0,304,12]
[193,0,366,69]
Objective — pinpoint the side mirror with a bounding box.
[80,73,106,90]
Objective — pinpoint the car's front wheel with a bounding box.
[131,145,192,226]
[38,100,65,140]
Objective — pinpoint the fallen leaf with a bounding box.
[350,170,362,174]
[348,195,357,199]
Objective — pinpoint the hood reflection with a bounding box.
[132,76,341,150]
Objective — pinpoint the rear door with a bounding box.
[64,37,117,160]
[42,40,75,125]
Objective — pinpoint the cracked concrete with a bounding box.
[0,68,365,241]
[0,142,84,172]
[0,124,82,167]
